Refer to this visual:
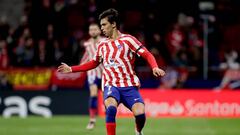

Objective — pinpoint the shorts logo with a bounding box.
[107,86,112,95]
[134,98,140,101]
[107,90,112,95]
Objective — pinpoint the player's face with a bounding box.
[100,17,114,37]
[89,25,101,38]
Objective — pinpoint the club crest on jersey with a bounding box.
[117,44,122,50]
[117,44,123,51]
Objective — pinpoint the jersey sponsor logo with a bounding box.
[104,59,123,68]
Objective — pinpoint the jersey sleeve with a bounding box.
[123,35,145,56]
[71,60,100,72]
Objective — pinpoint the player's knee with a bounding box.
[132,103,145,116]
[90,92,97,97]
[104,97,118,108]
[133,109,145,116]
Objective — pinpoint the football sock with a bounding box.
[106,123,116,135]
[106,106,117,135]
[89,96,97,119]
[135,113,146,132]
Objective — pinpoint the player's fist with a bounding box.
[152,67,165,77]
[57,62,72,73]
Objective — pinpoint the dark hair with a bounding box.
[99,8,120,28]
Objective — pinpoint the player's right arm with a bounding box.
[57,41,104,73]
[57,58,101,73]
[123,35,165,77]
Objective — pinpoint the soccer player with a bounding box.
[58,8,165,135]
[81,23,104,130]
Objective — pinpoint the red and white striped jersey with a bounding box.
[81,37,104,83]
[94,33,146,88]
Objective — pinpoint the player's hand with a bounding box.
[57,62,72,73]
[152,67,165,77]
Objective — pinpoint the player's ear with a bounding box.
[112,22,116,29]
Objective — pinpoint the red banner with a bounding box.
[98,90,240,117]
[1,68,52,90]
[0,68,87,90]
[51,70,86,88]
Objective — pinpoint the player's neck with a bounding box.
[91,36,100,42]
[111,30,121,40]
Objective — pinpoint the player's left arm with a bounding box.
[125,35,165,77]
[138,47,165,77]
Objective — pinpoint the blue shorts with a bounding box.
[88,77,101,87]
[103,86,144,110]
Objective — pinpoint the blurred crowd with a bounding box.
[0,0,240,89]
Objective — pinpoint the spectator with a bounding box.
[166,23,185,59]
[173,49,189,68]
[214,50,240,90]
[34,39,51,66]
[23,37,34,66]
[0,40,9,68]
[158,65,190,90]
[0,72,13,91]
[14,37,26,66]
[0,16,10,40]
[158,66,179,89]
[52,40,63,66]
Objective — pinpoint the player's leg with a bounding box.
[119,86,145,135]
[132,103,146,135]
[86,83,98,130]
[86,76,99,130]
[103,86,120,135]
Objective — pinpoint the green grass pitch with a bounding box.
[0,116,240,135]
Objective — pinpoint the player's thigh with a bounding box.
[89,77,101,96]
[89,84,98,96]
[103,86,120,108]
[119,86,144,114]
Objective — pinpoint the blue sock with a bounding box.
[106,106,117,123]
[135,114,146,132]
[89,96,97,109]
